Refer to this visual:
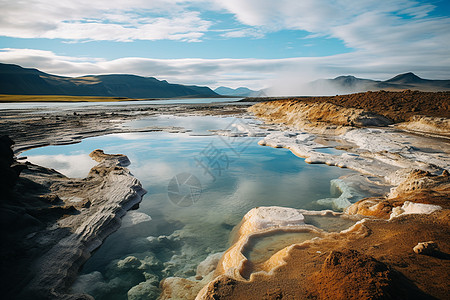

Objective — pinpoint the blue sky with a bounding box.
[0,0,449,93]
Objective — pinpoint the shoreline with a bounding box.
[0,94,236,103]
[1,93,449,299]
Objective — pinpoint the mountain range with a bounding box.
[0,63,218,98]
[1,63,449,99]
[214,86,266,97]
[311,72,450,94]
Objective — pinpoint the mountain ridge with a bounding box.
[0,63,218,98]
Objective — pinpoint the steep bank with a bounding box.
[248,90,450,136]
[249,100,393,134]
[0,144,146,299]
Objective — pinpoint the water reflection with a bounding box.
[21,116,359,300]
[25,153,97,178]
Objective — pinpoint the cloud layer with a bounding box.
[0,0,210,42]
[1,0,449,93]
[2,47,449,95]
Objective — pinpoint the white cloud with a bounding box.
[0,0,449,93]
[0,0,210,42]
[212,0,450,52]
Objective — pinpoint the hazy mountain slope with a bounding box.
[0,63,218,98]
[311,73,450,94]
[214,86,266,97]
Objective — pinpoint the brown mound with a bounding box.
[276,90,450,123]
[308,249,431,300]
[199,211,449,300]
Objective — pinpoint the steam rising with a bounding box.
[265,68,374,97]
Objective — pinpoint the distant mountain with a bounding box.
[384,72,424,84]
[311,72,450,94]
[214,86,266,97]
[0,63,218,98]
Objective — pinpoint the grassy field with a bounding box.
[0,94,144,102]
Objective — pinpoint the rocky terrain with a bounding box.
[1,91,449,299]
[0,102,247,153]
[248,90,450,136]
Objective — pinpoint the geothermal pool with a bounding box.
[22,115,366,300]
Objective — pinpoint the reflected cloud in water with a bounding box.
[25,153,97,178]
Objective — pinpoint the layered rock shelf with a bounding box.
[1,145,146,299]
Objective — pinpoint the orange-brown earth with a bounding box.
[249,91,450,137]
[201,207,449,300]
[250,90,450,122]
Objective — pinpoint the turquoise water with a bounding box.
[21,116,357,300]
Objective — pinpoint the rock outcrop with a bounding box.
[0,146,146,299]
[248,91,450,137]
[0,135,26,199]
[398,115,450,137]
[346,169,449,219]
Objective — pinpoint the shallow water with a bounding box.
[0,97,241,111]
[21,115,365,300]
[243,231,319,266]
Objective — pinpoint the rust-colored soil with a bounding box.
[308,249,434,300]
[281,90,450,122]
[203,211,450,300]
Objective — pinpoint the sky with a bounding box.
[0,0,449,93]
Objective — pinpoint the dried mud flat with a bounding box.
[1,92,449,300]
